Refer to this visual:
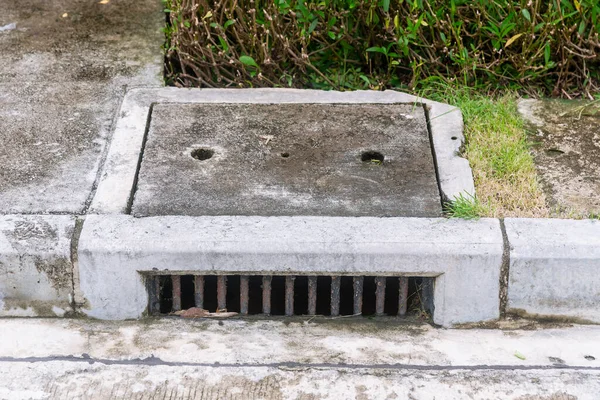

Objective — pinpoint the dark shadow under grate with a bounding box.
[148,274,434,318]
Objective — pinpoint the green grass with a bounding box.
[444,194,488,220]
[419,80,548,218]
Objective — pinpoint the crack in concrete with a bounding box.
[422,103,445,207]
[499,218,511,317]
[1,355,599,371]
[125,102,155,215]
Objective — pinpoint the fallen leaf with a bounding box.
[514,351,526,360]
[505,33,523,48]
[174,307,209,318]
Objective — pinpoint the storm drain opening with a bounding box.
[148,274,434,318]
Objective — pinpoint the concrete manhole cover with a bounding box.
[131,103,442,217]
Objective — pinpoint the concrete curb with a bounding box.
[0,215,75,317]
[505,218,600,323]
[5,213,597,326]
[78,215,503,326]
[89,88,474,214]
[2,88,599,326]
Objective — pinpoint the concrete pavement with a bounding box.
[0,0,162,213]
[0,318,599,399]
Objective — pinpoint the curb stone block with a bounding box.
[0,215,75,317]
[78,215,503,327]
[505,218,600,323]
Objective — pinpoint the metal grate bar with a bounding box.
[151,274,426,318]
[331,276,341,316]
[262,275,272,315]
[375,277,386,316]
[240,275,249,315]
[285,276,295,316]
[307,276,317,315]
[194,275,204,309]
[421,278,434,315]
[217,275,227,311]
[398,277,409,316]
[171,275,181,312]
[353,276,364,315]
[147,276,159,314]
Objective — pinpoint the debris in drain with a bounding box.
[173,307,238,319]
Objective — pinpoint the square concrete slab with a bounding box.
[131,103,442,217]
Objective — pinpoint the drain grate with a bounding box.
[147,274,433,317]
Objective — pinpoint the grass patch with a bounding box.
[419,80,548,218]
[444,193,488,220]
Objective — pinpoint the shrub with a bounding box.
[164,0,600,96]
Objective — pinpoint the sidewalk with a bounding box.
[0,0,162,213]
[0,318,599,399]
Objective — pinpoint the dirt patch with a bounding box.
[3,217,73,291]
[8,219,58,242]
[519,99,600,218]
[0,298,71,316]
[507,309,599,326]
[454,317,575,331]
[2,0,161,61]
[32,257,72,291]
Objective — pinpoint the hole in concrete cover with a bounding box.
[148,273,434,319]
[281,152,290,158]
[361,151,385,164]
[191,148,214,161]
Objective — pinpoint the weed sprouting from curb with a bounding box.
[444,193,487,220]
